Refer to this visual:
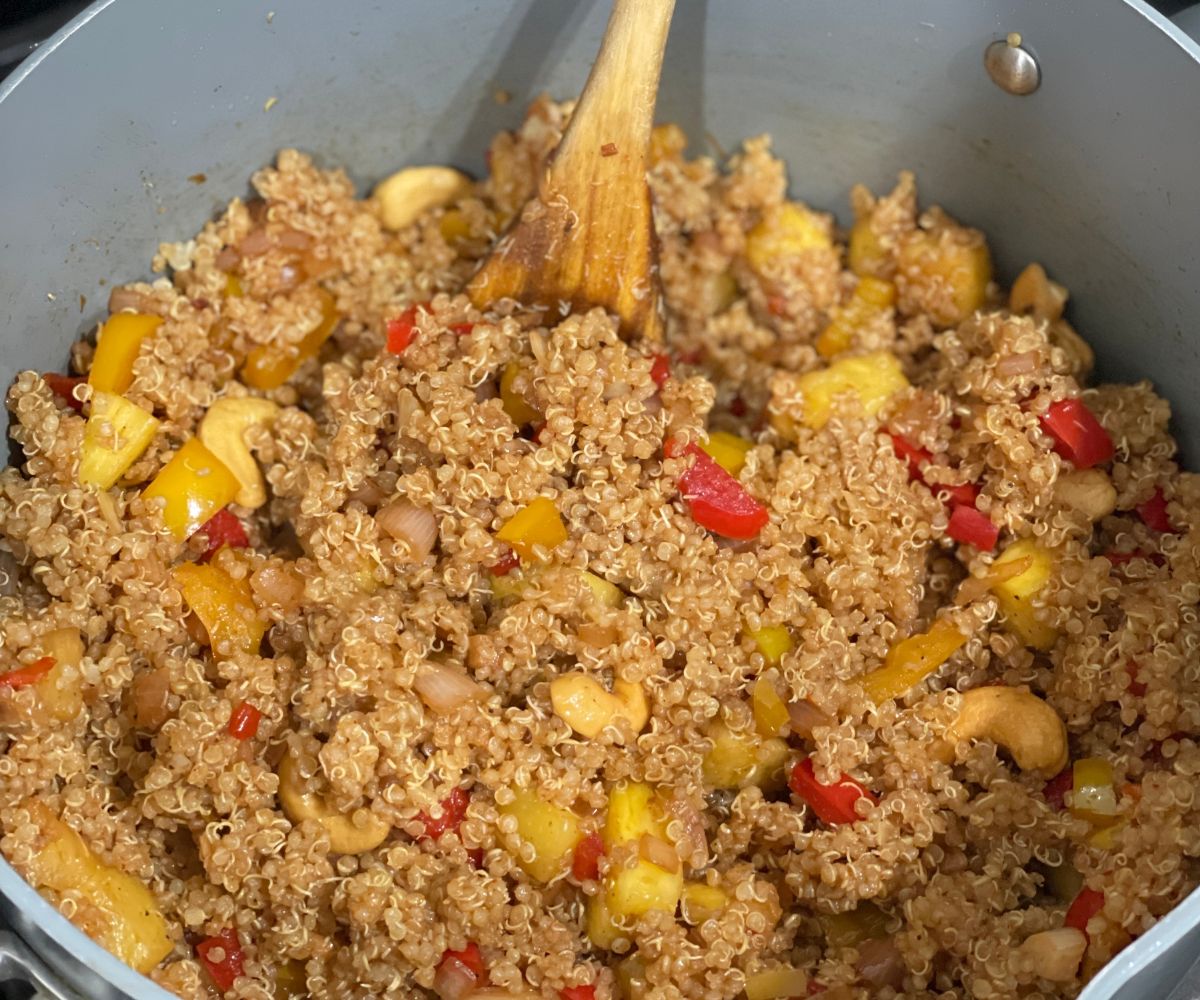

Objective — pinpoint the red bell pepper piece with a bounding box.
[788,757,877,825]
[666,440,769,540]
[729,395,748,418]
[649,353,671,389]
[196,928,245,993]
[888,432,931,479]
[43,373,86,413]
[946,504,999,551]
[450,323,475,337]
[1136,488,1173,533]
[1039,399,1114,469]
[0,656,55,690]
[1105,549,1165,568]
[560,987,597,1000]
[196,508,249,562]
[571,831,605,882]
[1126,661,1148,698]
[418,787,470,841]
[466,847,484,870]
[1064,888,1105,939]
[489,549,520,577]
[1042,768,1072,811]
[386,303,431,354]
[932,481,980,507]
[441,942,485,979]
[227,701,262,740]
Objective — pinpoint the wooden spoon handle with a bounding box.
[469,0,676,339]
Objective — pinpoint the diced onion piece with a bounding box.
[376,501,438,560]
[414,663,485,715]
[786,699,833,739]
[638,833,680,873]
[855,936,905,989]
[433,957,480,1000]
[994,351,1040,377]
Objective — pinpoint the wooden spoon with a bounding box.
[467,0,676,340]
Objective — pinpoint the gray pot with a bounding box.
[1,2,1198,998]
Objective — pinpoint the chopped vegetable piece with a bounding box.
[650,353,671,388]
[89,313,163,394]
[228,701,262,740]
[560,986,597,1000]
[946,504,999,551]
[386,304,422,354]
[933,481,980,507]
[143,438,241,540]
[700,431,754,477]
[495,497,568,561]
[435,942,485,1000]
[43,373,86,412]
[572,831,605,882]
[500,361,542,426]
[822,902,890,948]
[1039,399,1114,469]
[0,656,55,690]
[749,625,792,666]
[78,391,160,489]
[992,539,1058,650]
[224,274,244,298]
[752,677,791,738]
[796,351,909,430]
[498,787,583,882]
[1064,888,1105,939]
[859,619,967,703]
[580,571,623,608]
[1043,768,1072,811]
[744,967,810,1000]
[197,928,245,993]
[418,787,470,842]
[889,432,931,479]
[489,549,520,577]
[1070,758,1118,824]
[788,757,877,826]
[1126,661,1148,698]
[242,288,338,389]
[198,508,250,562]
[24,800,172,974]
[667,441,769,541]
[702,719,788,789]
[1136,488,1173,533]
[173,562,265,656]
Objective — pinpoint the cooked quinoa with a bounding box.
[2,97,1198,1000]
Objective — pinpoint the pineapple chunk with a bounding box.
[681,882,728,924]
[745,967,810,1000]
[78,392,160,489]
[701,719,788,789]
[36,628,85,723]
[992,539,1058,651]
[602,783,683,922]
[816,277,897,358]
[586,892,622,950]
[898,224,992,328]
[848,216,888,278]
[795,351,909,430]
[748,625,792,666]
[700,432,754,477]
[751,677,790,738]
[24,801,172,974]
[500,361,542,426]
[581,571,623,608]
[745,202,832,274]
[498,787,583,883]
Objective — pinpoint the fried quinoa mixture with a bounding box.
[1,98,1198,1000]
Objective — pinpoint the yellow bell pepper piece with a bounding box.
[224,274,244,298]
[898,229,992,327]
[603,783,683,921]
[242,288,338,390]
[499,787,584,883]
[89,313,163,394]
[78,391,160,489]
[24,801,172,974]
[36,628,85,724]
[681,882,728,924]
[142,438,240,540]
[822,902,890,948]
[701,719,789,789]
[499,361,542,426]
[581,571,623,608]
[495,497,568,561]
[748,625,792,666]
[796,351,909,430]
[700,431,754,477]
[751,676,790,738]
[815,277,898,359]
[859,618,967,703]
[745,202,832,273]
[992,539,1059,651]
[173,562,265,657]
[1071,757,1118,825]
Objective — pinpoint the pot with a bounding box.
[0,1,1198,998]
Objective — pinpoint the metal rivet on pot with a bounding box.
[984,33,1041,96]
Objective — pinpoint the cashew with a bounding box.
[1017,927,1086,982]
[550,673,648,739]
[1054,469,1116,521]
[372,166,472,231]
[1049,319,1094,380]
[1010,263,1068,322]
[197,397,279,508]
[948,687,1068,776]
[277,752,390,854]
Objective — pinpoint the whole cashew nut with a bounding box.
[948,687,1068,776]
[1017,927,1087,983]
[277,752,391,854]
[198,397,279,508]
[372,166,472,232]
[549,673,648,740]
